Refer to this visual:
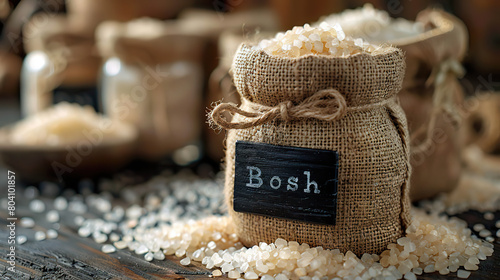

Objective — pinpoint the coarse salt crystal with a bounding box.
[54,196,68,210]
[135,244,149,255]
[154,251,165,260]
[478,229,491,237]
[464,261,478,271]
[17,235,27,245]
[244,271,258,279]
[256,22,375,58]
[457,269,471,278]
[102,244,116,253]
[114,241,127,249]
[404,271,417,280]
[46,210,60,223]
[29,200,45,213]
[483,212,494,220]
[34,231,46,241]
[473,223,485,232]
[180,257,191,266]
[228,270,240,279]
[20,217,35,228]
[275,274,288,280]
[144,252,154,262]
[46,229,58,239]
[411,267,422,275]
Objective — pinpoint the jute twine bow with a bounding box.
[210,89,393,130]
[411,58,465,155]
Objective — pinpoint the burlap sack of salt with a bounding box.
[321,9,468,201]
[211,44,411,255]
[394,10,468,201]
[97,19,206,160]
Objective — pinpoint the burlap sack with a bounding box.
[318,9,468,201]
[211,44,411,255]
[394,10,468,201]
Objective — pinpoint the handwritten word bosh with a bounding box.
[245,166,320,194]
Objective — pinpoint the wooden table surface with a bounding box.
[0,183,499,280]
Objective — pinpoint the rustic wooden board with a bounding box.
[0,186,499,279]
[0,194,214,280]
[234,141,339,225]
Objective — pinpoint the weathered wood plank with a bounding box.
[0,187,499,279]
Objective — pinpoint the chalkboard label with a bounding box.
[234,141,339,225]
[53,86,100,113]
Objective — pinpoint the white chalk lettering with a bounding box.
[270,176,281,189]
[287,177,298,191]
[246,166,263,188]
[303,171,320,194]
[245,166,321,194]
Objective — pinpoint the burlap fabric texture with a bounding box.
[393,10,468,201]
[319,9,468,201]
[211,44,411,255]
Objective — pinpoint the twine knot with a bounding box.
[279,101,293,121]
[210,89,348,130]
[412,58,465,155]
[426,58,465,87]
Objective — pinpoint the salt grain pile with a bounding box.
[98,208,494,280]
[9,102,129,146]
[3,170,497,279]
[116,211,495,280]
[255,22,378,57]
[80,174,495,279]
[420,173,500,215]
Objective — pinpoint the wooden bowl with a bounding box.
[0,123,138,183]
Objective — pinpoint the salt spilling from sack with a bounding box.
[99,207,493,280]
[38,172,491,279]
[420,173,500,215]
[6,172,500,280]
[6,171,497,279]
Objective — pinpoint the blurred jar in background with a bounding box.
[97,19,205,162]
[21,15,101,116]
[20,0,195,117]
[176,8,278,163]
